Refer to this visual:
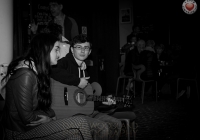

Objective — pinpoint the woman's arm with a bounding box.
[12,70,40,124]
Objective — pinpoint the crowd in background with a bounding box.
[121,25,196,98]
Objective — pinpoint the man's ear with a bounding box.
[70,47,74,54]
[60,4,63,11]
[88,50,92,55]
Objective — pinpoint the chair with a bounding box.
[116,53,135,96]
[116,74,133,96]
[120,118,136,140]
[93,82,137,140]
[131,64,158,104]
[176,66,199,101]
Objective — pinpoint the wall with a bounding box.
[0,0,13,71]
[119,0,133,48]
[118,0,133,76]
[0,0,13,109]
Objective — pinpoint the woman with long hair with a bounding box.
[1,33,92,140]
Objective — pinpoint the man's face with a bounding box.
[71,42,91,61]
[49,2,62,17]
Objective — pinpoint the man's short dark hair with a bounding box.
[71,34,92,49]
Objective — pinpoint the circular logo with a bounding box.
[182,0,197,14]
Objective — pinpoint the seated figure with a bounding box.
[1,33,93,140]
[123,39,145,76]
[51,34,122,140]
[139,39,159,80]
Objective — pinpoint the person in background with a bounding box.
[138,39,158,95]
[31,0,79,41]
[124,39,145,76]
[155,43,171,79]
[139,39,158,80]
[42,22,70,59]
[145,39,156,52]
[41,22,63,41]
[155,43,168,61]
[123,39,145,94]
[121,34,137,55]
[51,34,122,140]
[1,33,93,140]
[127,25,142,41]
[155,43,171,98]
[140,39,158,85]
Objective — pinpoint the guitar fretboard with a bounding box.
[87,95,128,103]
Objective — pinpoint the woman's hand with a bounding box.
[26,115,53,126]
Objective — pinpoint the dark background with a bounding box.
[16,0,199,94]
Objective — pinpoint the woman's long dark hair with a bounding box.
[2,33,59,111]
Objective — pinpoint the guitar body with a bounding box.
[51,78,94,119]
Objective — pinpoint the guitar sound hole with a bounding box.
[76,92,86,104]
[74,89,87,106]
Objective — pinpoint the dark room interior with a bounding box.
[1,0,199,140]
[14,0,199,94]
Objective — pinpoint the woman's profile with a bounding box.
[1,33,93,140]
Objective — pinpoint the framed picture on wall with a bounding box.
[120,8,132,23]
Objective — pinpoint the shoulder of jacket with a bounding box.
[10,68,36,80]
[68,16,75,21]
[67,17,78,25]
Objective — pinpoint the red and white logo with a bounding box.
[182,0,197,14]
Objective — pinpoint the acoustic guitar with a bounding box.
[50,78,133,119]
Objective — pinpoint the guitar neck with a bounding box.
[87,95,127,103]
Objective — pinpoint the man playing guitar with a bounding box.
[51,34,122,140]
